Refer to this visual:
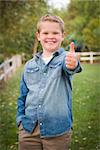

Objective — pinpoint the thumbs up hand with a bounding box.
[65,42,78,70]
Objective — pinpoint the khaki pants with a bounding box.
[18,123,72,150]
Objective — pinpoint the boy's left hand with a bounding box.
[65,42,78,70]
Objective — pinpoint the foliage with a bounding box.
[51,0,100,51]
[66,0,99,51]
[0,0,48,57]
[0,64,100,150]
[0,0,99,59]
[0,66,23,150]
[82,18,100,51]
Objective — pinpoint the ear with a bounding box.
[35,32,40,41]
[63,32,65,38]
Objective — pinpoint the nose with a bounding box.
[47,33,54,38]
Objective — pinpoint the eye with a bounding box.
[43,32,48,35]
[53,32,59,35]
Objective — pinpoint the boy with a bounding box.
[16,14,82,150]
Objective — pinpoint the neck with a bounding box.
[42,50,54,58]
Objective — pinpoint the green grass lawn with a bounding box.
[72,64,100,150]
[0,66,23,150]
[0,64,100,150]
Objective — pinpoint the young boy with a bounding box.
[16,14,82,150]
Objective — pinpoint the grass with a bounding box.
[0,64,100,150]
[72,64,100,150]
[0,66,24,150]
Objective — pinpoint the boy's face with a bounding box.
[36,21,64,53]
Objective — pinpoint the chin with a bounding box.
[48,49,57,52]
[46,47,59,52]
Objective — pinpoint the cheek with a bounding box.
[57,34,64,40]
[39,38,46,46]
[40,35,46,41]
[39,37,44,43]
[58,37,64,43]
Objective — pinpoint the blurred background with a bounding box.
[0,0,100,150]
[0,0,99,61]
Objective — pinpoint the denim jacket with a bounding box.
[16,48,82,138]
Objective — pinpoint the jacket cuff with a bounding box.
[16,116,23,127]
[63,60,82,75]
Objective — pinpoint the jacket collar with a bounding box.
[35,48,65,59]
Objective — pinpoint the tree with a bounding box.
[0,0,48,58]
[56,0,100,51]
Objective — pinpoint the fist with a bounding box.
[65,42,78,70]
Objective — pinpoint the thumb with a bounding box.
[69,42,75,53]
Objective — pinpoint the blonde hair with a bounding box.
[37,14,64,33]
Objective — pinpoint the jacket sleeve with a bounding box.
[16,72,29,126]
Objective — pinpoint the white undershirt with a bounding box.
[42,55,53,64]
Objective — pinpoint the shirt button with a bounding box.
[39,105,41,108]
[40,123,42,126]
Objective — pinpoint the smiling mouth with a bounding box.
[45,40,57,44]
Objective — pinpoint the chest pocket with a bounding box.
[26,66,40,85]
[49,62,62,79]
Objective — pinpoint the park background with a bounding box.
[0,0,100,150]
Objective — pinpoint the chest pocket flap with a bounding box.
[49,62,62,68]
[25,65,40,85]
[26,67,39,73]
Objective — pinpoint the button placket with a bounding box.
[38,67,47,132]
